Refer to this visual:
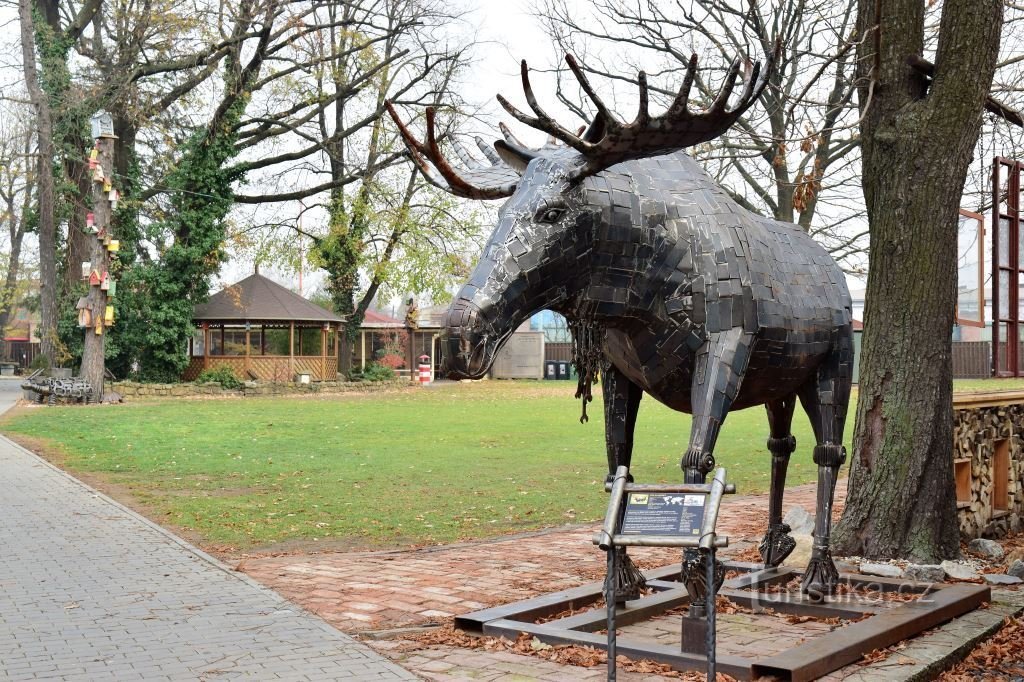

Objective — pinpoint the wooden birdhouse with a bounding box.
[92,164,104,183]
[88,147,98,170]
[94,319,103,336]
[81,261,91,280]
[107,240,119,252]
[100,271,110,291]
[103,180,112,193]
[86,213,95,233]
[104,305,114,326]
[106,279,117,298]
[75,297,90,328]
[90,110,115,139]
[89,269,101,286]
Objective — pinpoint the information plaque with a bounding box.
[620,492,707,536]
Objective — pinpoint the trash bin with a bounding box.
[556,361,571,379]
[544,361,558,379]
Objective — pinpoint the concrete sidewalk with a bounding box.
[0,385,415,681]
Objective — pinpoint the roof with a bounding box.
[362,309,404,327]
[193,273,342,325]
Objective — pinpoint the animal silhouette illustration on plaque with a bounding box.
[388,45,852,608]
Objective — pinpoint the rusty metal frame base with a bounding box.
[455,561,990,681]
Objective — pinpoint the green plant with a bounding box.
[348,362,394,382]
[29,354,51,370]
[195,366,243,390]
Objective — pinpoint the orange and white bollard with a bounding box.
[417,354,431,385]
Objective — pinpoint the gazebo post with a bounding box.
[360,330,366,371]
[203,324,210,371]
[321,324,327,381]
[289,321,295,379]
[245,324,251,375]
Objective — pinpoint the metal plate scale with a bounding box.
[455,466,990,681]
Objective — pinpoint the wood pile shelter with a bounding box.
[185,273,342,382]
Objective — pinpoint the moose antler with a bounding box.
[385,103,522,200]
[497,46,777,176]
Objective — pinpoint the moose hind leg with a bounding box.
[759,396,798,567]
[798,328,853,599]
[602,364,646,603]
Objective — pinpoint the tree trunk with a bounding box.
[0,230,25,336]
[833,0,1003,561]
[79,137,113,400]
[18,0,59,366]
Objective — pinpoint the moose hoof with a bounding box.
[606,548,647,604]
[801,552,839,601]
[758,523,796,568]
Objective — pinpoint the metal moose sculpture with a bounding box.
[388,49,852,604]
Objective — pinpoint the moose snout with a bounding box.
[440,300,493,380]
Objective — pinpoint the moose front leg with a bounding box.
[603,364,646,604]
[680,328,752,616]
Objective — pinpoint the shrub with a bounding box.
[195,366,243,390]
[376,353,405,370]
[349,362,395,382]
[29,355,50,371]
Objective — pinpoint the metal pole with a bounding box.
[606,544,617,682]
[706,544,716,680]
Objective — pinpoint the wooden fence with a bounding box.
[952,342,991,379]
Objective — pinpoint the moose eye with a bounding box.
[537,207,565,223]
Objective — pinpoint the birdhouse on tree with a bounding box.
[76,297,91,328]
[90,110,115,139]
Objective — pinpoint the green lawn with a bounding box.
[952,377,1024,391]
[0,380,853,552]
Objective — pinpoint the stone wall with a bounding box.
[110,379,408,401]
[953,393,1024,539]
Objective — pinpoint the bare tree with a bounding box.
[17,0,58,365]
[537,0,866,271]
[0,117,34,337]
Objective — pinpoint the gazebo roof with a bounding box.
[193,273,342,325]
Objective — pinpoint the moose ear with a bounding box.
[494,140,533,173]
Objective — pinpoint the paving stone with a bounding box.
[0,381,414,682]
[983,573,1023,585]
[1008,559,1024,579]
[903,564,946,582]
[861,561,903,578]
[940,560,980,581]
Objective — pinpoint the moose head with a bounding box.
[387,52,773,380]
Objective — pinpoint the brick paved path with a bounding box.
[0,384,414,681]
[243,479,846,634]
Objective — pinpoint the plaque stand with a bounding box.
[597,465,734,681]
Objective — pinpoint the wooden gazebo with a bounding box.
[184,273,342,382]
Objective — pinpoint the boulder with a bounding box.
[903,564,946,583]
[1006,548,1024,566]
[860,562,903,578]
[1008,560,1024,580]
[940,560,980,581]
[982,574,1023,585]
[783,533,813,569]
[783,506,815,535]
[968,538,1005,560]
